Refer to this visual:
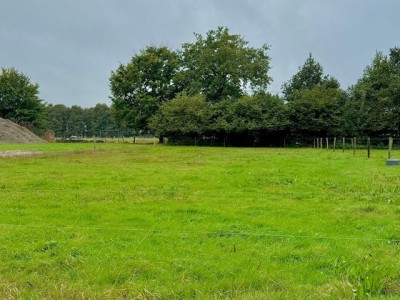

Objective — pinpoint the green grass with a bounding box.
[1,143,400,299]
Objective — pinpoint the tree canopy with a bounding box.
[0,67,45,132]
[180,27,271,102]
[282,54,339,102]
[149,94,209,137]
[43,103,117,138]
[283,54,344,137]
[348,48,400,136]
[109,46,181,132]
[110,27,272,135]
[5,28,400,144]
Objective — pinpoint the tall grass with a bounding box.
[0,143,399,298]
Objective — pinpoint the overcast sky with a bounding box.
[1,0,399,107]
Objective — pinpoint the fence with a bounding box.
[286,136,400,159]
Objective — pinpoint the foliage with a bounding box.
[44,104,70,137]
[284,55,345,137]
[282,54,339,102]
[7,30,400,141]
[334,255,392,299]
[204,93,288,145]
[231,92,288,134]
[87,103,115,133]
[180,26,271,102]
[203,99,233,137]
[0,67,45,132]
[44,103,116,137]
[348,48,400,136]
[288,87,346,137]
[149,92,288,145]
[109,46,181,132]
[149,94,209,136]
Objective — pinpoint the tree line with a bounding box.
[1,27,400,144]
[0,67,117,137]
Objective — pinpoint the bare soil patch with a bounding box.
[0,150,43,157]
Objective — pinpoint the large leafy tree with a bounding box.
[0,67,45,132]
[180,27,271,102]
[283,55,344,137]
[109,46,181,132]
[348,48,400,136]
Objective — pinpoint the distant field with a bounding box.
[0,143,400,299]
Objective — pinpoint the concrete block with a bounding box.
[386,159,400,166]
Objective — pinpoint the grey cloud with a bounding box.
[1,0,400,106]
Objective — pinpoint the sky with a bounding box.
[1,0,400,107]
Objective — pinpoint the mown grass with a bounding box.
[0,143,400,299]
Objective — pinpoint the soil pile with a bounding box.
[0,117,45,143]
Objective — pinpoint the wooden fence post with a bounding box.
[333,137,336,152]
[342,137,345,153]
[326,137,329,150]
[389,137,394,159]
[367,137,371,158]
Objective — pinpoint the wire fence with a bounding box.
[55,134,157,144]
[1,184,400,244]
[0,222,397,244]
[288,137,400,149]
[162,135,400,155]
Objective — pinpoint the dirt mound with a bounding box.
[0,117,45,143]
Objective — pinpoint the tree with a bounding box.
[283,55,344,137]
[204,93,288,146]
[288,87,345,137]
[67,105,86,137]
[206,99,236,137]
[282,54,339,102]
[180,27,271,102]
[45,103,117,138]
[232,93,288,135]
[109,46,181,132]
[87,103,115,134]
[44,104,70,137]
[149,94,208,137]
[0,67,45,132]
[348,48,400,136]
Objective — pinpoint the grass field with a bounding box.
[0,143,400,299]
